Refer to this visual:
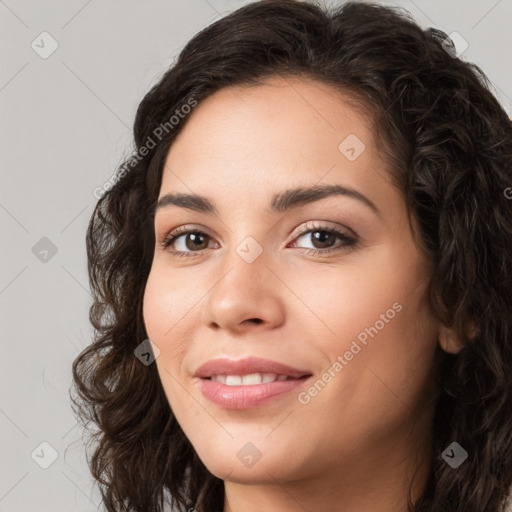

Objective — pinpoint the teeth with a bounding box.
[242,373,263,385]
[210,373,289,385]
[214,375,226,384]
[225,375,242,386]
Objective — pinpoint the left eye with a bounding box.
[160,224,357,257]
[291,227,355,252]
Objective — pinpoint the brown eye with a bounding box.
[160,223,357,259]
[308,230,338,249]
[162,230,213,252]
[182,232,210,251]
[291,225,356,255]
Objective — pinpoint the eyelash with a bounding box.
[158,222,357,259]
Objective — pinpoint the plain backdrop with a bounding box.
[1,1,511,511]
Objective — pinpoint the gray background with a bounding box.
[1,0,511,511]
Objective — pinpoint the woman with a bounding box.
[72,1,512,511]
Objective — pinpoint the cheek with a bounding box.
[296,248,437,422]
[142,271,185,372]
[318,288,437,432]
[143,269,167,333]
[142,269,201,404]
[286,257,423,359]
[142,267,191,341]
[142,280,186,420]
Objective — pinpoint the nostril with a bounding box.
[248,318,263,324]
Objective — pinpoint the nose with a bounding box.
[201,247,286,334]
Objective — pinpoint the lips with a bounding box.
[194,356,311,379]
[194,356,312,410]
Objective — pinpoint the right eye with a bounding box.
[159,226,219,258]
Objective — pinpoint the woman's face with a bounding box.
[143,77,442,486]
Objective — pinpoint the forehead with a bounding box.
[160,76,390,208]
[169,76,377,154]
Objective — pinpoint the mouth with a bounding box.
[194,355,311,379]
[206,373,305,385]
[194,357,313,409]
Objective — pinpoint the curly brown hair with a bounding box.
[71,1,512,511]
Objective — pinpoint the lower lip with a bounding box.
[198,377,310,410]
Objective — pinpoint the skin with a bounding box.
[142,76,461,512]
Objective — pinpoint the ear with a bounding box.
[438,318,479,354]
[438,324,464,354]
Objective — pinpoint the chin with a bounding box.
[191,435,307,484]
[204,456,292,484]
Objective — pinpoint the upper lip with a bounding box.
[194,356,312,379]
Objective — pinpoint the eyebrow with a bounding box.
[154,184,381,218]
